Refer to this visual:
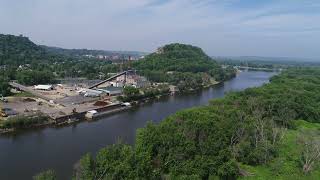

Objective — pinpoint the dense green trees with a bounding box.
[133,43,236,90]
[134,45,216,73]
[66,68,320,179]
[0,34,45,66]
[0,34,123,87]
[297,129,320,174]
[1,115,50,129]
[123,86,140,97]
[0,76,11,96]
[33,170,57,180]
[74,144,139,179]
[41,45,144,59]
[118,85,170,102]
[135,109,240,179]
[117,86,141,102]
[16,70,56,85]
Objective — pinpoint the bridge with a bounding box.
[234,66,282,72]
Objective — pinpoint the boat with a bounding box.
[85,110,98,120]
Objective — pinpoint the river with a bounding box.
[0,71,276,180]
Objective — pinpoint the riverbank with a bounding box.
[125,80,222,107]
[0,103,132,134]
[0,78,228,135]
[63,68,320,180]
[0,71,275,180]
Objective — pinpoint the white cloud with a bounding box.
[0,0,319,58]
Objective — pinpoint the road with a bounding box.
[9,82,52,101]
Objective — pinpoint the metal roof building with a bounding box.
[96,87,123,96]
[34,85,53,91]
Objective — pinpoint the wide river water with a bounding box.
[0,71,276,180]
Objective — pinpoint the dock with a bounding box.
[53,103,130,124]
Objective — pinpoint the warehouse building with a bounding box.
[96,87,123,96]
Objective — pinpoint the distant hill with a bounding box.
[41,45,148,59]
[0,34,47,66]
[213,56,319,63]
[213,56,320,67]
[135,43,220,73]
[0,34,148,66]
[134,43,235,83]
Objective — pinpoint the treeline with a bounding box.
[118,85,170,102]
[0,76,11,96]
[1,58,121,86]
[0,36,235,96]
[216,58,320,69]
[41,45,145,58]
[33,67,320,179]
[133,43,236,90]
[0,34,46,66]
[0,115,50,130]
[0,34,57,94]
[16,70,57,86]
[0,34,124,93]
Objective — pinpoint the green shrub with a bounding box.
[2,115,49,129]
[33,169,57,180]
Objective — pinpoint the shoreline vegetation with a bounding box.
[34,67,320,179]
[0,80,223,134]
[0,114,53,134]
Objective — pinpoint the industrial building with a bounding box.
[96,87,123,96]
[34,85,54,91]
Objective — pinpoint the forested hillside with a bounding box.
[134,44,236,90]
[0,34,48,66]
[44,68,320,180]
[0,34,144,66]
[41,45,146,58]
[0,34,121,90]
[135,43,219,73]
[0,36,235,95]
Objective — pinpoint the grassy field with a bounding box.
[12,91,35,97]
[240,120,320,180]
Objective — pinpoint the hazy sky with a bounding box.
[1,0,320,58]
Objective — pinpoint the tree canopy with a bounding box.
[66,68,320,179]
[0,34,123,87]
[0,34,46,66]
[133,43,236,90]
